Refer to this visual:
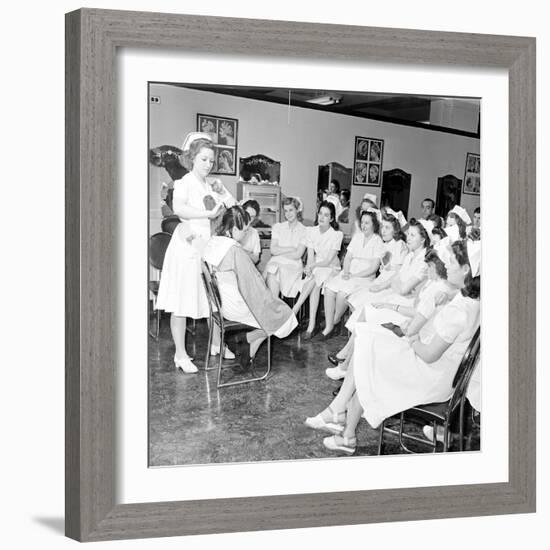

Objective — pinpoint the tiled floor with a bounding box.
[148,317,480,467]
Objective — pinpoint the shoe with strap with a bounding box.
[323,434,357,455]
[304,406,345,435]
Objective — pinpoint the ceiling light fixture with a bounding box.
[306,94,343,106]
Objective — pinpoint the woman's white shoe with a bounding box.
[174,356,198,374]
[422,425,446,444]
[210,345,236,359]
[323,435,356,455]
[325,365,346,381]
[304,406,345,435]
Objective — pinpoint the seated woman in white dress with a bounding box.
[202,206,298,369]
[352,196,378,236]
[325,247,458,381]
[264,196,308,299]
[347,218,430,314]
[290,201,344,340]
[305,238,481,455]
[445,205,471,243]
[321,211,385,339]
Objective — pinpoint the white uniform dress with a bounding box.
[263,221,307,298]
[305,225,344,287]
[347,246,428,312]
[325,233,385,296]
[353,293,480,428]
[155,172,234,318]
[377,238,408,284]
[346,278,454,332]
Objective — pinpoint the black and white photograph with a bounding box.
[463,152,481,195]
[352,136,384,186]
[149,83,481,468]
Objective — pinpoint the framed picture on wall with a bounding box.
[463,152,480,195]
[353,136,384,186]
[197,113,239,175]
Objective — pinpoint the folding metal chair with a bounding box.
[201,261,272,388]
[378,327,481,454]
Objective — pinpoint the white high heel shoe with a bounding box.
[304,406,345,435]
[210,345,236,359]
[174,355,198,374]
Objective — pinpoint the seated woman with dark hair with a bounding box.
[306,238,481,454]
[202,206,298,367]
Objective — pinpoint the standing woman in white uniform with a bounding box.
[156,132,235,373]
[264,196,308,299]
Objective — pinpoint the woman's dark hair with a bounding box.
[181,138,215,171]
[468,227,481,241]
[317,200,339,230]
[451,240,480,299]
[448,212,467,239]
[427,213,444,229]
[424,248,447,279]
[242,199,260,218]
[329,179,340,193]
[407,218,431,249]
[382,214,406,242]
[355,198,377,225]
[359,210,380,234]
[216,205,249,237]
[474,206,480,215]
[340,189,350,202]
[432,227,447,240]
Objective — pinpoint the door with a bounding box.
[435,174,462,217]
[381,169,411,217]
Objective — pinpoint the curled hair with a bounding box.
[181,138,215,171]
[407,218,431,249]
[355,198,377,224]
[381,214,406,242]
[317,200,339,230]
[427,214,444,229]
[360,210,380,234]
[451,240,480,299]
[216,205,249,237]
[282,196,303,221]
[448,212,467,239]
[431,227,447,241]
[424,248,447,279]
[242,199,260,218]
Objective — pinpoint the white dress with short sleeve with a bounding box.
[240,226,261,262]
[325,233,385,296]
[352,293,480,428]
[305,225,344,286]
[263,221,307,298]
[155,172,234,318]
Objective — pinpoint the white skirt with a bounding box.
[264,256,304,298]
[324,272,376,297]
[155,225,210,319]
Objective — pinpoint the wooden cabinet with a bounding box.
[236,182,281,237]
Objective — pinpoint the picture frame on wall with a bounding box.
[463,152,481,195]
[66,8,536,543]
[353,136,384,186]
[197,113,239,175]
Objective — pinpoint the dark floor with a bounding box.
[148,317,480,467]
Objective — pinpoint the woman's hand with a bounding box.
[304,266,313,277]
[206,202,224,219]
[210,178,224,194]
[434,291,448,306]
[372,302,389,309]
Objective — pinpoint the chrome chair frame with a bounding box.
[201,261,272,389]
[378,327,481,454]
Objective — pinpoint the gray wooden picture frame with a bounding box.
[65,8,536,542]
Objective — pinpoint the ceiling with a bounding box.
[170,83,480,137]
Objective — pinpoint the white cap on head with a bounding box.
[385,207,407,228]
[449,205,472,225]
[365,207,382,223]
[467,239,481,277]
[434,238,453,266]
[181,132,213,152]
[363,193,377,205]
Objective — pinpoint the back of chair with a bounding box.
[149,232,172,270]
[161,215,181,235]
[201,261,224,318]
[448,327,481,412]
